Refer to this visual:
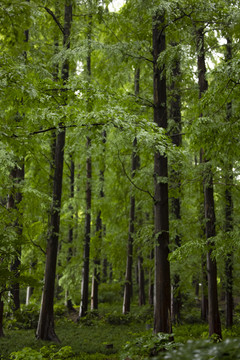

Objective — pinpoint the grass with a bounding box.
[0,303,149,359]
[2,302,240,359]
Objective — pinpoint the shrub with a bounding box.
[10,345,75,360]
[98,283,123,304]
[121,331,177,359]
[161,338,240,360]
[6,304,39,330]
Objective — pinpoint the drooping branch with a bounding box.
[42,6,65,34]
[117,150,154,200]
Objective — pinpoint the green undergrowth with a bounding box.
[2,303,240,359]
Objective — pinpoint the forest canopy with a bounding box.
[1,0,240,355]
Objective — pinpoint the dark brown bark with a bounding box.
[201,255,208,321]
[122,179,136,313]
[36,2,72,342]
[66,157,76,312]
[148,248,154,306]
[153,12,171,334]
[0,295,4,337]
[8,164,24,312]
[196,27,221,338]
[91,131,106,311]
[169,44,182,324]
[79,138,92,317]
[138,254,145,306]
[123,69,140,314]
[224,37,233,329]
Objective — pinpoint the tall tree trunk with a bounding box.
[138,254,145,306]
[8,7,28,311]
[66,156,76,312]
[36,2,72,342]
[148,248,154,306]
[201,255,208,321]
[169,44,182,324]
[196,27,221,338]
[225,37,233,329]
[79,137,92,317]
[79,10,93,317]
[122,139,138,314]
[153,11,171,334]
[8,165,24,312]
[0,294,4,337]
[91,131,106,311]
[123,68,140,315]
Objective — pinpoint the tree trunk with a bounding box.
[138,254,145,306]
[0,295,4,337]
[169,44,182,324]
[224,37,233,329]
[66,157,76,312]
[79,137,92,317]
[91,131,106,311]
[201,255,208,321]
[153,11,171,334]
[8,165,24,312]
[123,69,140,314]
[36,2,72,342]
[148,248,154,306]
[196,27,221,339]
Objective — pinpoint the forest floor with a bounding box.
[1,302,240,359]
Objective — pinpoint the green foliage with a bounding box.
[161,338,240,360]
[98,282,123,304]
[10,347,43,360]
[121,331,177,359]
[5,304,39,330]
[10,345,74,360]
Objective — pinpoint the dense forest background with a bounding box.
[1,0,240,358]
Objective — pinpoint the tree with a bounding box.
[36,1,72,342]
[153,9,171,334]
[196,25,221,338]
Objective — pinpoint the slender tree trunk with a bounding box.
[0,294,4,337]
[153,11,171,334]
[196,27,221,338]
[8,164,24,312]
[91,132,106,311]
[79,137,92,317]
[169,44,182,324]
[123,69,140,315]
[225,37,233,329]
[201,255,208,321]
[79,4,93,318]
[66,157,76,312]
[138,254,145,306]
[148,248,154,306]
[36,2,72,341]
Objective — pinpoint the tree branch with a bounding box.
[41,6,65,34]
[117,150,155,200]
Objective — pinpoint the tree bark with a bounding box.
[224,37,233,329]
[153,11,171,334]
[91,132,106,311]
[36,2,72,341]
[123,68,140,315]
[0,294,4,337]
[122,152,138,312]
[138,254,145,306]
[196,27,221,338]
[169,44,182,324]
[148,248,154,306]
[79,137,92,317]
[66,157,76,312]
[8,165,24,312]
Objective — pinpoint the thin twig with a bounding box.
[117,150,155,200]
